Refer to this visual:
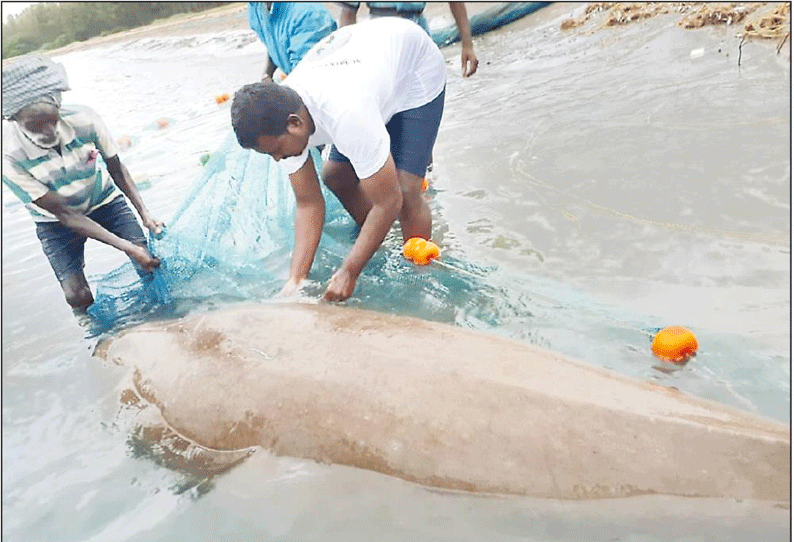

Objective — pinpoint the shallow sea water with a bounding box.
[2,4,790,541]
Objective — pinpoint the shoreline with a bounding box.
[42,2,492,56]
[31,3,252,57]
[2,3,250,65]
[20,2,791,60]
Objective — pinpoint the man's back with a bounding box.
[287,17,445,121]
[278,17,446,180]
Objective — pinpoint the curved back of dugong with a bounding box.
[99,302,790,501]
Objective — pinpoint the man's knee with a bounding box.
[322,161,357,193]
[397,171,423,202]
[61,276,93,309]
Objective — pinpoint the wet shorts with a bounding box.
[369,10,430,34]
[327,87,445,178]
[36,195,147,282]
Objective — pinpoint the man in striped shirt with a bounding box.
[2,56,163,311]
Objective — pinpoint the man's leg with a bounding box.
[60,270,94,310]
[36,220,93,309]
[396,168,431,241]
[89,196,150,277]
[386,88,445,241]
[322,149,373,226]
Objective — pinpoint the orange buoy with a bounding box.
[651,326,698,364]
[215,93,230,104]
[156,118,170,129]
[403,237,440,265]
[421,178,429,191]
[403,237,425,260]
[414,241,440,265]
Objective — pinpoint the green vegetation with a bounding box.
[2,2,233,59]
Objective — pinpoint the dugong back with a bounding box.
[100,302,790,501]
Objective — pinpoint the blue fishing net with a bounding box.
[85,2,562,338]
[86,131,505,338]
[85,126,680,412]
[431,2,552,47]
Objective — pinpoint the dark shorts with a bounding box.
[36,195,147,282]
[369,10,430,34]
[327,87,445,178]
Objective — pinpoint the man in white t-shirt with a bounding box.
[231,17,446,302]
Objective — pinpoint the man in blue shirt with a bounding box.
[248,2,338,82]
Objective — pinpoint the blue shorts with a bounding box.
[327,88,445,178]
[36,195,147,282]
[370,12,430,34]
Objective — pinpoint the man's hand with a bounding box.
[279,277,306,297]
[323,267,357,302]
[126,244,160,273]
[448,3,478,77]
[141,214,165,236]
[461,45,479,77]
[262,55,277,83]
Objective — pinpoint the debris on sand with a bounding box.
[560,2,791,41]
[560,2,693,31]
[678,3,757,29]
[741,2,791,39]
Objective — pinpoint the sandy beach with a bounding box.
[43,2,488,55]
[43,1,790,58]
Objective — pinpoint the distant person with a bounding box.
[248,2,337,82]
[231,18,445,302]
[337,1,479,77]
[2,56,163,311]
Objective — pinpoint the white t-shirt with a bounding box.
[280,17,446,179]
[2,105,120,222]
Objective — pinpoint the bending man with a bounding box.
[2,56,163,311]
[231,18,445,302]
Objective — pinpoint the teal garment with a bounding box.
[339,2,429,33]
[248,2,337,74]
[354,2,426,12]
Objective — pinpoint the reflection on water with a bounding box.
[2,4,790,541]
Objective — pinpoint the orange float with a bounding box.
[403,237,440,265]
[403,237,425,259]
[651,326,698,363]
[215,93,230,104]
[421,178,429,191]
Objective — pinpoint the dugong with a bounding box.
[98,302,790,501]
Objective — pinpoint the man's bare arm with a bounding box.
[105,155,163,235]
[34,191,160,272]
[324,154,402,301]
[448,2,479,77]
[285,157,326,287]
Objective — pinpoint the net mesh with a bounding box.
[86,132,506,338]
[84,3,569,338]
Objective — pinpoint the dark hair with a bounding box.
[230,82,303,148]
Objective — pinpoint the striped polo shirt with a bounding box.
[2,104,120,222]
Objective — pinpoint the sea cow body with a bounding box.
[99,302,790,501]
